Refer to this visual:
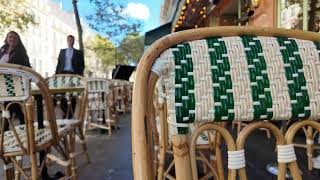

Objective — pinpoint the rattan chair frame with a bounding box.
[132,26,320,180]
[0,64,74,180]
[46,74,90,165]
[86,78,115,136]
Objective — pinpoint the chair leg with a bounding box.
[172,134,192,180]
[63,135,72,178]
[237,121,242,136]
[215,132,225,180]
[30,152,38,180]
[14,156,22,180]
[69,131,77,180]
[4,160,14,180]
[78,127,90,164]
[306,126,313,171]
[108,119,112,136]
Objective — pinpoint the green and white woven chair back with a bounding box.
[0,66,38,102]
[87,78,109,110]
[46,75,85,89]
[88,78,109,93]
[152,36,320,134]
[0,65,58,153]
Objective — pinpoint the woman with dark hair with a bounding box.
[0,31,31,126]
[0,31,31,67]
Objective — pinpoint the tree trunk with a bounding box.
[308,0,318,32]
[72,0,84,52]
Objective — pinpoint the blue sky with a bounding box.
[52,0,162,34]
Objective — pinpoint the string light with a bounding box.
[202,14,206,18]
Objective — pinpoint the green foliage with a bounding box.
[0,0,36,32]
[86,34,118,67]
[118,32,144,65]
[87,0,142,43]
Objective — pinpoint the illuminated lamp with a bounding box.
[251,0,262,8]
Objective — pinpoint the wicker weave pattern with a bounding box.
[0,74,28,102]
[88,78,109,93]
[3,123,69,153]
[151,36,320,134]
[88,78,109,110]
[47,75,84,88]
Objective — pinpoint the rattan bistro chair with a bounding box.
[87,78,115,136]
[0,64,75,180]
[46,74,90,164]
[132,26,320,180]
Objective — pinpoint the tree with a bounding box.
[72,0,84,52]
[87,0,142,43]
[0,0,36,32]
[117,32,144,65]
[86,34,118,67]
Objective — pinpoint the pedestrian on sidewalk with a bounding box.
[54,35,85,119]
[0,31,31,126]
[55,35,85,76]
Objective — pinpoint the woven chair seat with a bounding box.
[3,122,72,153]
[152,36,320,134]
[55,119,80,128]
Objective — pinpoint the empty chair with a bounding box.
[87,78,116,136]
[132,27,320,180]
[46,74,90,165]
[0,64,75,180]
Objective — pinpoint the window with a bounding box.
[279,0,303,30]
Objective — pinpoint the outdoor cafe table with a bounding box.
[31,86,84,178]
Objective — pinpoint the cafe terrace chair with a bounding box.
[132,26,320,180]
[112,79,127,113]
[46,74,90,164]
[87,78,115,136]
[0,64,75,180]
[152,79,218,180]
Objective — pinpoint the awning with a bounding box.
[144,22,172,46]
[112,64,136,81]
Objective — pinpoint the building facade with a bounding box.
[158,0,319,33]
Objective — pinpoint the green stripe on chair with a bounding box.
[4,75,16,96]
[207,38,234,121]
[277,37,310,120]
[172,43,195,134]
[152,36,320,135]
[241,36,272,120]
[314,41,320,52]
